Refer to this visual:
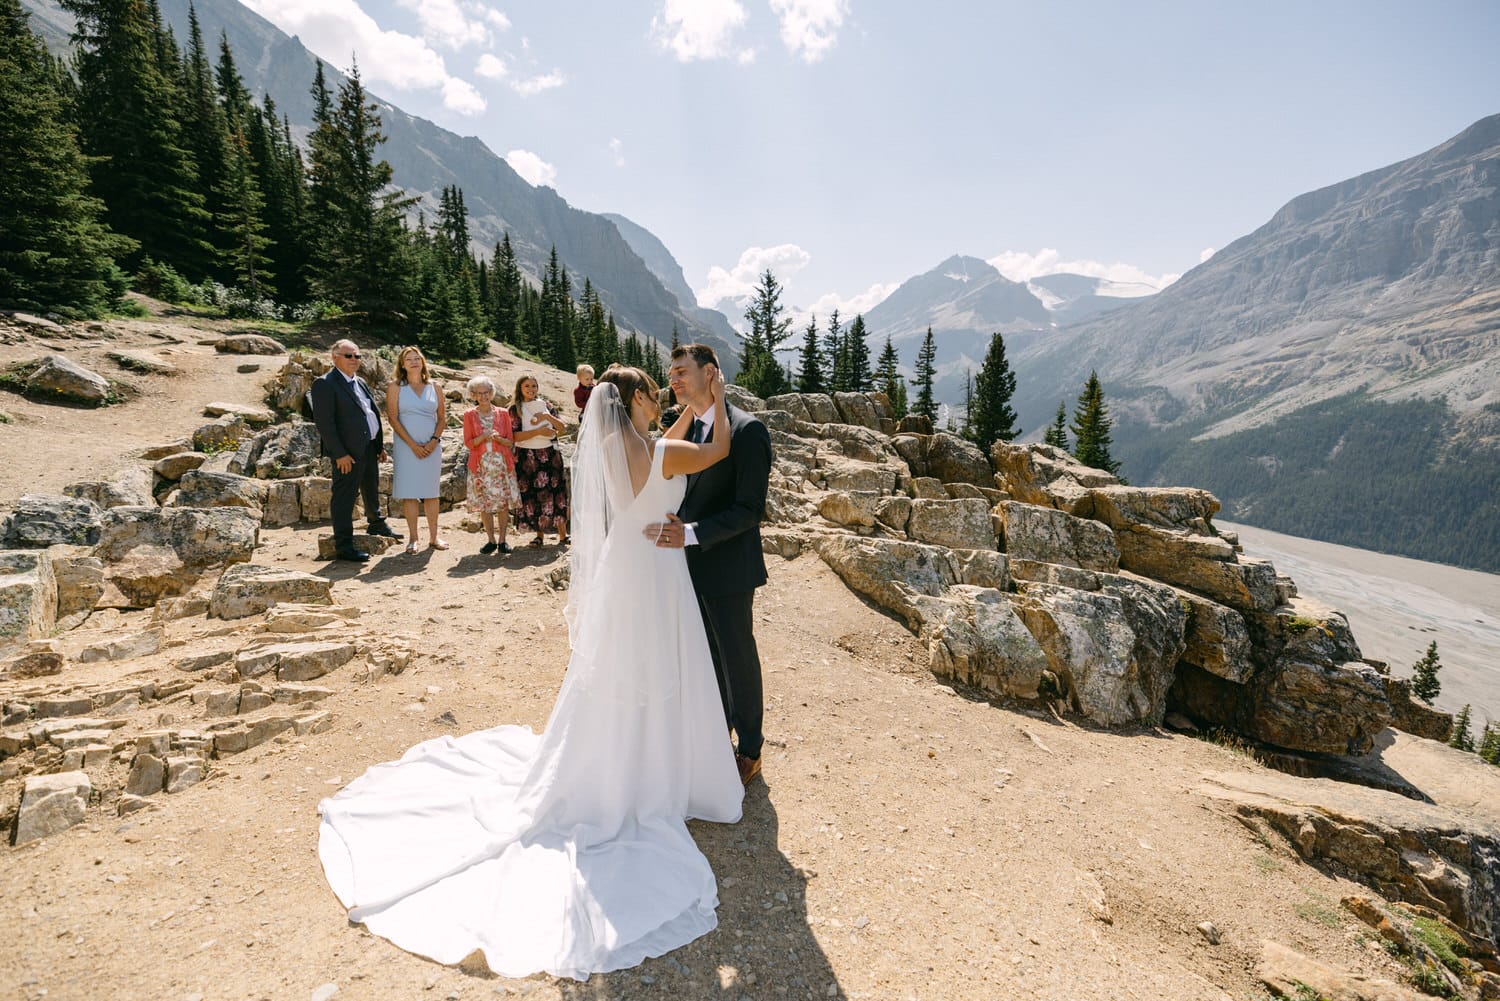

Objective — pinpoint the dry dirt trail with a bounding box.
[0,314,1445,1001]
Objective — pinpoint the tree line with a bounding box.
[731,268,1123,475]
[0,0,667,376]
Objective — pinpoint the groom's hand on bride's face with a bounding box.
[642,513,687,548]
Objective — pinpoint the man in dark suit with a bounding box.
[310,339,400,561]
[647,344,773,786]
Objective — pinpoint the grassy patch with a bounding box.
[1294,892,1343,929]
[1410,916,1468,975]
[1252,852,1283,873]
[1285,616,1321,634]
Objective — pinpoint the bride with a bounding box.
[318,364,742,980]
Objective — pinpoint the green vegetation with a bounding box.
[1410,641,1442,704]
[874,334,908,418]
[1043,400,1069,448]
[1449,705,1474,752]
[912,327,937,423]
[735,268,795,398]
[966,331,1019,453]
[1071,370,1121,477]
[1410,916,1469,976]
[1293,891,1342,929]
[1119,393,1500,573]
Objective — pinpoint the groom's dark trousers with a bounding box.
[680,403,773,761]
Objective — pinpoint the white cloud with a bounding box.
[802,281,899,321]
[392,0,493,50]
[442,77,486,115]
[1199,247,1217,263]
[511,70,565,96]
[481,7,511,31]
[474,53,508,79]
[240,0,481,106]
[652,0,748,62]
[696,244,812,309]
[736,47,758,64]
[987,248,1180,292]
[506,149,557,187]
[769,0,846,63]
[609,138,626,167]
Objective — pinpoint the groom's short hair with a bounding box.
[671,343,718,370]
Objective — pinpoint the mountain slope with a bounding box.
[21,0,739,370]
[601,212,742,347]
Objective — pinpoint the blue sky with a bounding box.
[240,0,1500,324]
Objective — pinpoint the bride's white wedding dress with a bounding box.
[318,432,743,980]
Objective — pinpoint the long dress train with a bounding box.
[318,441,743,979]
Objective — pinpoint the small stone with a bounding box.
[433,711,457,726]
[1197,921,1221,945]
[311,984,338,1001]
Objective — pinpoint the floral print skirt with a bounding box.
[467,451,522,514]
[513,445,569,534]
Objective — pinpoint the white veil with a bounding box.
[564,382,638,648]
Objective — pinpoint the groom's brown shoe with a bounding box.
[735,754,761,787]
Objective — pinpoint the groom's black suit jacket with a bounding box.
[679,402,772,597]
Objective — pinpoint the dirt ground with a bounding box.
[0,313,1435,1001]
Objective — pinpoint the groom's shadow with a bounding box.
[555,781,842,999]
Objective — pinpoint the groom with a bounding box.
[647,344,774,786]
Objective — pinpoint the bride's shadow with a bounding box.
[554,781,841,1000]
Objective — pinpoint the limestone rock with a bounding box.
[62,467,154,509]
[764,393,810,421]
[1275,597,1363,665]
[907,498,995,551]
[1383,677,1452,742]
[228,422,323,480]
[0,549,57,649]
[296,477,335,522]
[103,544,200,606]
[1204,769,1500,947]
[1114,524,1279,613]
[78,627,163,663]
[912,587,1050,700]
[763,487,815,526]
[214,333,284,355]
[1008,559,1102,591]
[260,481,301,527]
[13,770,92,844]
[818,492,880,530]
[268,640,357,682]
[203,401,276,424]
[152,452,206,481]
[165,755,205,793]
[818,456,900,494]
[139,440,191,460]
[51,550,104,627]
[314,534,396,560]
[1,494,103,548]
[816,536,1008,629]
[815,423,892,463]
[191,414,249,452]
[722,384,764,412]
[209,564,333,619]
[153,593,210,621]
[892,433,992,487]
[95,506,259,570]
[169,470,265,513]
[830,392,881,430]
[24,354,110,405]
[1176,590,1255,683]
[990,441,1117,513]
[107,349,176,375]
[0,649,63,680]
[1248,658,1393,756]
[173,650,233,673]
[1086,485,1221,534]
[1256,941,1427,1001]
[124,752,166,795]
[996,501,1120,572]
[874,495,912,533]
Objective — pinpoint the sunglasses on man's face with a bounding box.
[340,352,362,359]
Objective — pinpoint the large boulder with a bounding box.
[818,492,880,530]
[764,393,810,422]
[103,544,200,607]
[817,455,901,495]
[1384,677,1453,742]
[1,494,103,548]
[208,563,333,619]
[812,424,892,464]
[990,441,1118,513]
[0,550,57,649]
[214,333,284,355]
[910,587,1050,700]
[1175,589,1255,683]
[1113,524,1279,613]
[94,506,259,570]
[892,433,992,488]
[24,354,110,405]
[169,470,266,513]
[50,549,104,628]
[1247,657,1392,756]
[815,536,1008,629]
[907,498,995,551]
[830,392,881,430]
[228,422,324,480]
[995,501,1120,572]
[722,384,764,412]
[62,467,154,509]
[13,770,92,844]
[152,452,206,481]
[1085,485,1220,534]
[192,414,249,453]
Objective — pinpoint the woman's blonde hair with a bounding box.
[395,345,431,385]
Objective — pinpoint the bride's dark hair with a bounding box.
[596,365,659,419]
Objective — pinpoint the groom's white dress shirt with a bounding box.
[681,404,718,548]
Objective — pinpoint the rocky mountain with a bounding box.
[1012,113,1500,572]
[20,0,740,371]
[600,213,742,347]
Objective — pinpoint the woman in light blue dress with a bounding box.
[386,346,448,553]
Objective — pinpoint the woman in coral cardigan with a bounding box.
[462,375,521,555]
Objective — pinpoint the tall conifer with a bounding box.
[969,331,1020,452]
[913,327,938,422]
[1043,401,1069,449]
[875,334,907,419]
[846,314,873,392]
[796,315,825,393]
[1071,370,1121,476]
[1410,641,1442,704]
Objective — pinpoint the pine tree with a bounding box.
[0,0,134,315]
[211,37,271,298]
[846,314,873,392]
[179,5,229,280]
[305,58,416,331]
[1043,401,1069,449]
[796,315,825,393]
[737,268,793,398]
[1071,370,1122,476]
[490,232,521,343]
[825,310,847,392]
[1409,641,1442,705]
[874,334,907,419]
[1477,721,1500,766]
[1449,704,1475,752]
[248,100,308,303]
[969,331,1020,453]
[64,0,213,276]
[913,327,938,422]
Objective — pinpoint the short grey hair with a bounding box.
[466,374,496,396]
[331,338,358,356]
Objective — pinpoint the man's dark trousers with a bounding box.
[698,591,763,761]
[331,438,382,549]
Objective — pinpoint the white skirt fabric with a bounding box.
[319,442,742,980]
